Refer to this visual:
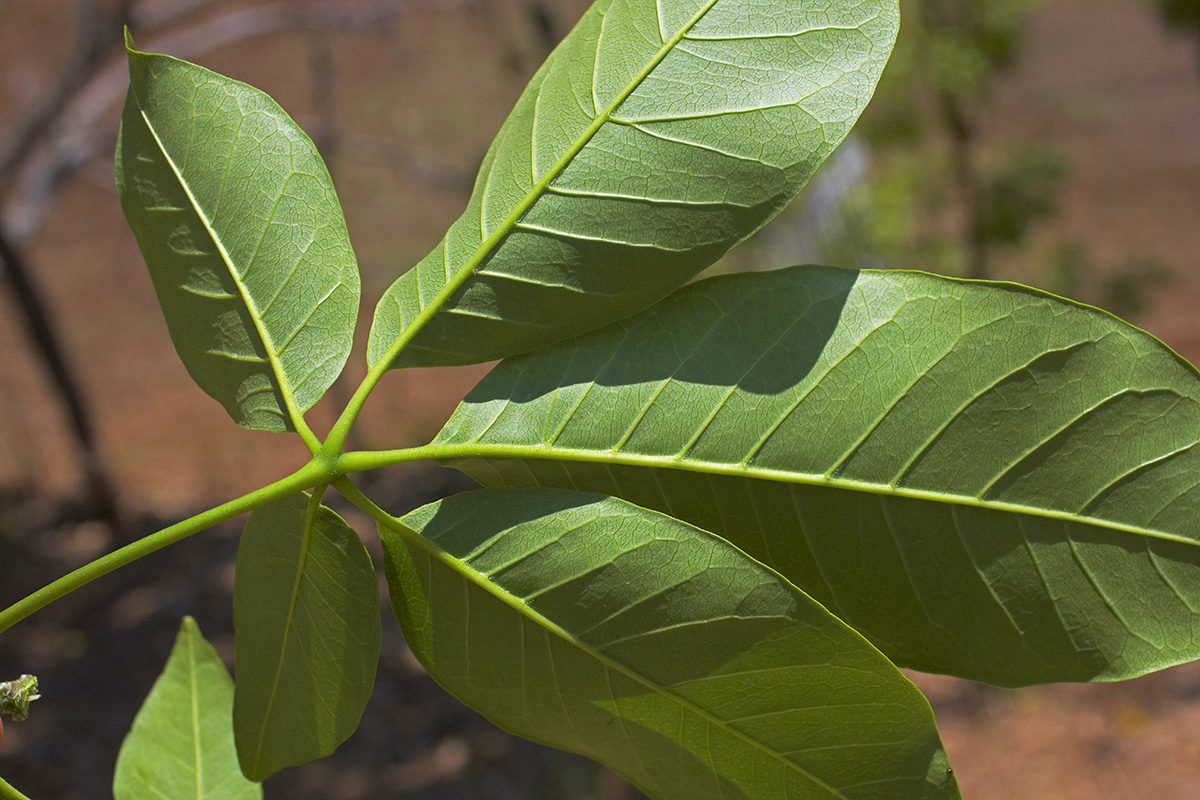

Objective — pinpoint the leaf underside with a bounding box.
[382,489,959,800]
[114,617,261,800]
[435,265,1200,687]
[233,494,382,780]
[368,0,899,369]
[116,45,359,432]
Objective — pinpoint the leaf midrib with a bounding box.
[186,629,203,800]
[248,493,321,777]
[373,0,722,368]
[397,519,853,799]
[428,442,1200,549]
[133,101,306,433]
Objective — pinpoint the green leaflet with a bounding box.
[114,617,260,800]
[233,494,381,780]
[382,489,959,800]
[367,0,899,369]
[433,265,1200,687]
[116,39,359,434]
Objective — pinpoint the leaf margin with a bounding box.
[231,491,382,781]
[113,616,261,800]
[116,34,360,439]
[380,487,961,800]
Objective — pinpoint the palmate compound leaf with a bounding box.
[116,38,359,433]
[233,493,381,780]
[367,0,899,370]
[431,265,1200,688]
[113,617,261,800]
[381,489,960,800]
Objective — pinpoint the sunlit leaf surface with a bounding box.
[436,265,1200,686]
[369,0,899,368]
[383,489,959,799]
[117,41,359,432]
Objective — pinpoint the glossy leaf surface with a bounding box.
[116,41,359,432]
[233,494,381,780]
[368,0,899,369]
[435,266,1200,687]
[382,489,959,800]
[114,617,260,800]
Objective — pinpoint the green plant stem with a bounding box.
[331,475,422,554]
[0,460,330,635]
[322,234,500,456]
[293,414,322,455]
[0,776,32,800]
[0,439,427,637]
[331,476,400,529]
[337,446,444,474]
[321,267,478,457]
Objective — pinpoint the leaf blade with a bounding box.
[434,266,1200,686]
[368,0,899,369]
[114,617,261,800]
[232,494,381,780]
[382,489,959,800]
[116,44,360,432]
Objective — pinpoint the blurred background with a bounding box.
[2,0,1200,797]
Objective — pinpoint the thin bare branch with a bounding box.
[2,1,421,240]
[0,0,132,195]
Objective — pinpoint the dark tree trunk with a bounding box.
[937,89,990,281]
[0,224,118,527]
